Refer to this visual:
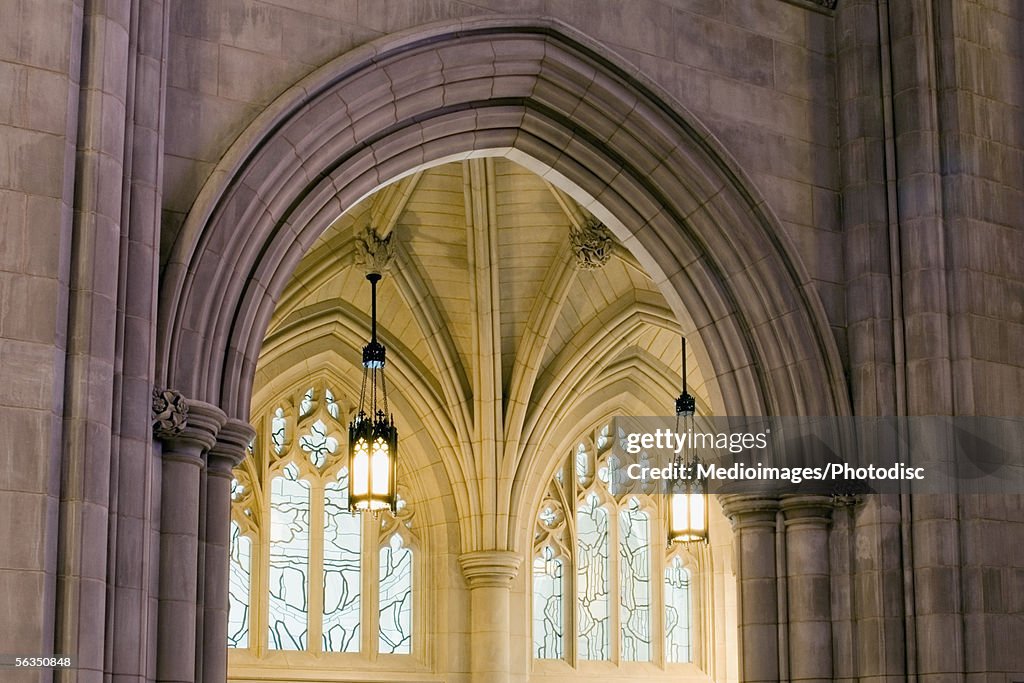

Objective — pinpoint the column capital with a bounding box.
[718,494,780,530]
[780,494,835,527]
[459,550,522,589]
[208,419,256,476]
[153,389,226,458]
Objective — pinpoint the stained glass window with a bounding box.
[325,388,339,419]
[299,418,337,469]
[576,492,610,660]
[533,423,701,669]
[322,468,361,653]
[619,498,650,661]
[230,381,419,661]
[533,546,563,659]
[228,521,251,649]
[271,407,287,455]
[575,442,590,486]
[299,388,315,417]
[268,463,310,650]
[665,557,692,663]
[378,534,413,654]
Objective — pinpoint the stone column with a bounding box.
[154,398,225,683]
[202,420,255,683]
[781,495,834,683]
[458,551,522,683]
[720,495,781,683]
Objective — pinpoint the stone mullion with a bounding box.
[698,543,715,673]
[363,513,380,661]
[253,463,273,657]
[652,502,667,667]
[567,476,579,667]
[608,500,621,664]
[307,479,326,653]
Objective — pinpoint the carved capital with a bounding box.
[354,226,395,276]
[780,494,835,528]
[569,216,614,270]
[459,550,522,589]
[152,388,188,440]
[155,395,226,458]
[718,494,781,530]
[208,419,256,476]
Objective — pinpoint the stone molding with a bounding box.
[719,494,781,530]
[780,0,837,13]
[780,494,835,529]
[569,216,614,270]
[354,225,395,276]
[458,550,522,589]
[207,419,256,476]
[161,17,850,427]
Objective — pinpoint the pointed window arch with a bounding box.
[227,377,419,661]
[532,422,699,668]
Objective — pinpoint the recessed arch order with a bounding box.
[157,16,850,544]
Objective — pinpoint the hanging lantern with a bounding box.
[348,272,398,514]
[668,469,707,544]
[669,336,709,544]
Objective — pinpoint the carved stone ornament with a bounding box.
[152,388,189,439]
[354,226,395,276]
[570,216,614,270]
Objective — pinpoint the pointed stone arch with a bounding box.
[158,16,850,551]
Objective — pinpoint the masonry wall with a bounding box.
[1,1,1023,682]
[159,0,845,341]
[0,0,78,675]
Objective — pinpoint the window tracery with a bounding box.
[532,422,696,668]
[228,378,418,660]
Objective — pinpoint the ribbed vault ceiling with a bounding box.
[257,157,712,468]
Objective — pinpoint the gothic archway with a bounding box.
[158,16,850,551]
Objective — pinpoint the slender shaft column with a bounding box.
[781,495,835,683]
[458,551,522,683]
[155,399,225,683]
[202,420,255,683]
[720,495,781,683]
